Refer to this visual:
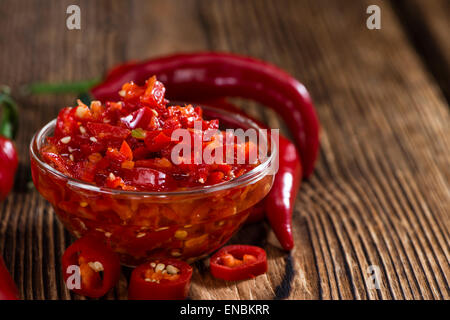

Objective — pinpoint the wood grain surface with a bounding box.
[392,0,450,103]
[0,0,448,300]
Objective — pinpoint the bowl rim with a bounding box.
[30,106,277,198]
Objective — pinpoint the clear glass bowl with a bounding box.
[30,106,276,266]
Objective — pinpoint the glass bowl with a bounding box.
[30,106,276,266]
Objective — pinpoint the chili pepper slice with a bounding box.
[200,99,302,250]
[128,259,193,300]
[210,245,267,281]
[62,235,121,298]
[0,87,19,201]
[0,255,19,300]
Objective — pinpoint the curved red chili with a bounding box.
[265,138,301,250]
[128,259,193,300]
[210,245,267,281]
[0,87,19,201]
[62,235,121,298]
[201,99,301,250]
[0,256,19,300]
[91,52,319,178]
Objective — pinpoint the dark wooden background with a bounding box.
[0,0,448,300]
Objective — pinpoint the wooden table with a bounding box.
[0,0,448,300]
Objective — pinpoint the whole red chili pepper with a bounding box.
[28,52,319,177]
[62,235,121,298]
[0,255,19,300]
[0,87,19,201]
[265,137,301,250]
[200,98,302,250]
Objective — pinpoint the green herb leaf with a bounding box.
[131,128,147,139]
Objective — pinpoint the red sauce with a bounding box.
[40,76,257,191]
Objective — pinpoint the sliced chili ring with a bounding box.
[210,245,267,281]
[128,259,193,300]
[62,235,121,298]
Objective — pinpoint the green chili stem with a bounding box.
[25,78,101,95]
[0,86,19,140]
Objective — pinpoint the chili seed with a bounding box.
[79,221,87,230]
[175,230,188,239]
[75,106,90,118]
[171,250,182,257]
[60,136,71,144]
[90,101,101,108]
[155,263,165,272]
[88,261,104,272]
[166,265,180,275]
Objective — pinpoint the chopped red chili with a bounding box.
[200,99,302,250]
[128,259,193,300]
[40,76,259,192]
[210,245,267,281]
[62,235,121,298]
[28,52,319,178]
[90,52,319,178]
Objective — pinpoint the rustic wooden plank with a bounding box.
[0,0,448,300]
[193,0,450,300]
[391,0,450,102]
